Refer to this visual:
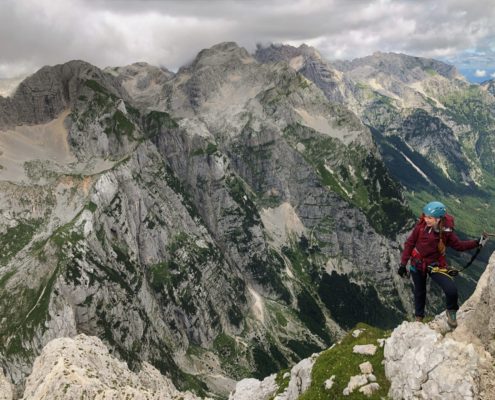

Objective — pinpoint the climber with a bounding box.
[397,201,489,328]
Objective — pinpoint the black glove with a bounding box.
[398,264,407,277]
[478,233,489,248]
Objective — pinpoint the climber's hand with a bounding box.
[478,233,489,248]
[398,264,408,278]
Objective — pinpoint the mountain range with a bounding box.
[0,42,494,399]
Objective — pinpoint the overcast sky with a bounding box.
[1,0,494,82]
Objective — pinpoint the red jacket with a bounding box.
[401,214,478,267]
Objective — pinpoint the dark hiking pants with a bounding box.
[410,269,458,318]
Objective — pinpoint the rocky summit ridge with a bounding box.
[1,41,495,399]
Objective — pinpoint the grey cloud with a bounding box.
[0,0,494,78]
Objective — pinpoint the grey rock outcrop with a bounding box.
[331,51,464,82]
[0,369,13,400]
[384,251,495,400]
[229,352,318,400]
[228,377,278,400]
[0,60,127,128]
[19,333,208,400]
[105,62,174,110]
[385,322,489,399]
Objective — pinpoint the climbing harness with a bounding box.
[427,263,458,278]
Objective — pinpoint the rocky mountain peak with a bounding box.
[332,51,464,83]
[0,60,127,128]
[104,62,174,108]
[183,42,255,73]
[106,62,174,80]
[254,43,322,66]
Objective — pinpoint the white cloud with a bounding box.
[475,69,487,77]
[491,72,495,78]
[0,0,494,77]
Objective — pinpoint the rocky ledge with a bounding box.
[0,334,208,400]
[385,251,495,400]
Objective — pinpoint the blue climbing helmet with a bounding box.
[423,201,446,218]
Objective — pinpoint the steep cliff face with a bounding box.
[0,44,414,398]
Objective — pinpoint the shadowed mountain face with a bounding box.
[1,42,493,398]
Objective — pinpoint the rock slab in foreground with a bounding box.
[19,334,208,400]
[0,369,13,400]
[384,321,490,400]
[229,353,318,400]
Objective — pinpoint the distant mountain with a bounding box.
[256,44,495,237]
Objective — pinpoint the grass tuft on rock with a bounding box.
[299,323,390,400]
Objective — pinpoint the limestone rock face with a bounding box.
[0,60,127,127]
[228,377,277,400]
[105,62,174,109]
[384,322,487,399]
[277,354,318,400]
[0,369,13,400]
[20,334,207,400]
[384,252,495,400]
[229,353,318,400]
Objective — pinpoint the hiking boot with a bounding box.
[446,310,457,328]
